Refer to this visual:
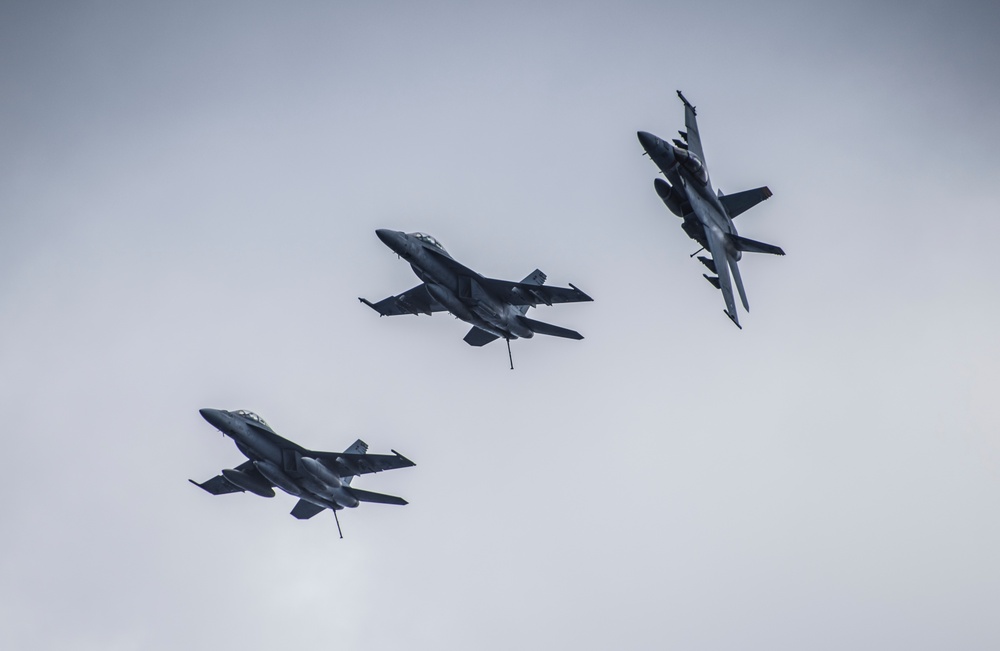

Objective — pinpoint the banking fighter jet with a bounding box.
[190,408,414,537]
[360,229,592,367]
[638,91,784,328]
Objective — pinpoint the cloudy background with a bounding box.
[2,1,999,649]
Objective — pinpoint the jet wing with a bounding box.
[421,243,482,278]
[677,90,707,167]
[189,460,255,495]
[359,284,446,316]
[479,278,593,307]
[314,450,416,476]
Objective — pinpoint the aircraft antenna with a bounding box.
[689,247,705,258]
[333,508,344,539]
[505,337,514,370]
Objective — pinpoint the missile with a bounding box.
[703,274,721,289]
[222,468,275,498]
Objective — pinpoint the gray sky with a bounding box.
[2,1,999,649]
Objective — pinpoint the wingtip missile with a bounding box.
[359,297,387,316]
[568,283,594,302]
[390,450,416,467]
[676,90,696,114]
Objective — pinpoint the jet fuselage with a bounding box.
[198,408,359,511]
[637,131,735,240]
[376,229,534,341]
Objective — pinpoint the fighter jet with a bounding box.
[190,408,414,537]
[638,91,784,328]
[360,229,592,367]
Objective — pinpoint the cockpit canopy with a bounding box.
[674,147,708,184]
[410,232,447,253]
[235,410,269,428]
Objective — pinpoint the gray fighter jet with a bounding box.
[638,91,784,328]
[190,408,414,537]
[361,229,592,367]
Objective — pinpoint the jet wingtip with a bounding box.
[567,283,594,302]
[188,479,212,493]
[724,310,743,330]
[359,297,386,315]
[390,450,416,467]
[676,90,696,114]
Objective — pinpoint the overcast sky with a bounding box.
[2,1,999,649]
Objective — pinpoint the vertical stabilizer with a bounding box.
[343,439,368,455]
[513,269,547,315]
[341,439,368,485]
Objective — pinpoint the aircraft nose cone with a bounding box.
[199,408,228,431]
[375,228,407,254]
[637,131,656,150]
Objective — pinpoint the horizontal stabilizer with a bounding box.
[728,234,785,256]
[516,315,583,340]
[346,487,408,506]
[290,499,326,520]
[719,186,772,219]
[464,326,500,347]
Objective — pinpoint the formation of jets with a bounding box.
[191,91,785,534]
